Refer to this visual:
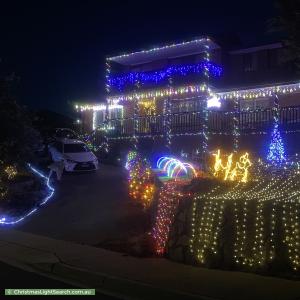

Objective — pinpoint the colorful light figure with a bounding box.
[0,164,55,225]
[157,157,197,179]
[236,153,252,183]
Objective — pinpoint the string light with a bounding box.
[166,74,173,149]
[4,165,17,180]
[189,161,300,271]
[125,151,137,170]
[0,164,55,225]
[103,127,300,144]
[200,43,210,160]
[157,157,197,179]
[108,61,222,91]
[207,95,221,108]
[267,94,286,164]
[233,97,240,152]
[132,97,139,150]
[107,82,300,104]
[212,150,252,183]
[152,181,185,254]
[126,152,155,208]
[108,37,214,61]
[108,84,207,103]
[75,104,123,112]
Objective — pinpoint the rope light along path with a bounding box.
[0,164,55,225]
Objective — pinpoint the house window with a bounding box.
[267,49,278,69]
[240,100,254,111]
[243,53,256,72]
[255,99,270,110]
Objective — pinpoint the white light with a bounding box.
[76,104,123,112]
[207,95,221,108]
[92,111,97,130]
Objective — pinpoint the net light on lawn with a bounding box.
[189,160,300,270]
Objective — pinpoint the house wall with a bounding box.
[219,45,297,89]
[80,110,93,132]
[128,130,300,162]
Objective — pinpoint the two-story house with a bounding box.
[76,36,300,156]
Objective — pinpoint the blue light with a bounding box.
[108,61,222,91]
[0,164,55,225]
[267,123,286,165]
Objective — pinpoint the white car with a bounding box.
[48,139,99,172]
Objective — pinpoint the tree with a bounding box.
[267,93,286,165]
[269,0,300,70]
[267,122,286,164]
[0,74,42,166]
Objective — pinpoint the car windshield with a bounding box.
[64,143,90,153]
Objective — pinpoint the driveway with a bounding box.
[11,165,148,245]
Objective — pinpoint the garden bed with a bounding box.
[0,166,53,223]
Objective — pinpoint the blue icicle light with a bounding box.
[108,61,222,91]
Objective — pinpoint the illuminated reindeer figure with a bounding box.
[212,150,252,183]
[235,153,252,183]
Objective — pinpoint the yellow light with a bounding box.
[4,165,18,180]
[212,150,251,183]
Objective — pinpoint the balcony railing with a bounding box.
[94,105,300,139]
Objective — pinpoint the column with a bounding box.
[132,81,140,150]
[233,97,240,153]
[201,41,210,166]
[164,75,173,151]
[102,58,111,153]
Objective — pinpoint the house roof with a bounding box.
[108,37,220,66]
[229,42,283,54]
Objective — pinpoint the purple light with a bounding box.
[109,61,222,91]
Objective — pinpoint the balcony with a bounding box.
[94,105,300,140]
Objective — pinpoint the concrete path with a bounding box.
[0,261,117,299]
[15,165,146,245]
[0,229,299,300]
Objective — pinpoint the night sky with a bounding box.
[1,0,278,116]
